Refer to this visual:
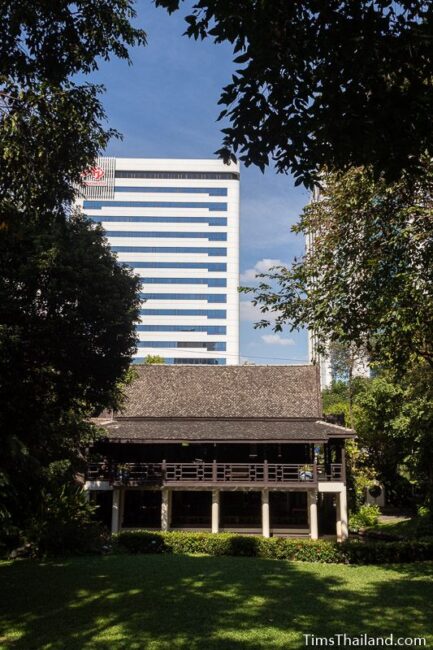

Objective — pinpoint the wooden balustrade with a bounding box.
[86,461,345,486]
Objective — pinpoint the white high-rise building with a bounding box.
[76,157,240,365]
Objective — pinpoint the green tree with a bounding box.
[0,1,146,210]
[322,378,376,510]
[0,2,145,546]
[0,211,140,539]
[157,0,433,187]
[353,375,406,500]
[243,163,433,373]
[323,367,433,511]
[392,361,433,511]
[144,355,166,364]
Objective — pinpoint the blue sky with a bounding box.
[93,2,310,364]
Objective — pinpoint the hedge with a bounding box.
[114,530,433,564]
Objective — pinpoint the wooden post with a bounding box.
[313,460,318,483]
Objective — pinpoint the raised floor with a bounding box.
[87,485,348,541]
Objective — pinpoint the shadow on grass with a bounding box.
[1,555,433,649]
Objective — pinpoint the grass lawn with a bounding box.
[1,555,433,650]
[366,516,433,539]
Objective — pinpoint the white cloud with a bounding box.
[240,299,282,324]
[240,258,286,282]
[240,300,264,322]
[261,334,295,347]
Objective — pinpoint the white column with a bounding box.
[336,496,342,541]
[161,488,171,531]
[262,489,270,538]
[111,488,120,534]
[211,489,220,533]
[339,488,348,541]
[308,491,318,540]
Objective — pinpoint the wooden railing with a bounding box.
[86,461,344,485]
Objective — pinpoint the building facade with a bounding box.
[85,365,354,540]
[76,157,240,365]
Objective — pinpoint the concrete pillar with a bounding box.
[336,496,342,541]
[111,488,121,534]
[339,488,348,541]
[119,488,125,530]
[262,489,270,538]
[308,491,318,540]
[211,489,220,534]
[161,488,171,531]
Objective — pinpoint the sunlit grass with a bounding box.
[1,555,432,649]
[367,515,433,539]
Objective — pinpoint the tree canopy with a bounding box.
[157,0,433,187]
[0,211,141,537]
[144,355,166,364]
[0,1,145,546]
[243,162,433,372]
[323,361,433,511]
[0,1,146,210]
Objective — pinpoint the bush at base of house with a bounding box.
[349,504,381,531]
[114,530,433,564]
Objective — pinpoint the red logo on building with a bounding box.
[81,165,106,186]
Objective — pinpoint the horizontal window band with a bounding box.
[115,187,227,196]
[139,278,226,287]
[83,201,227,211]
[139,309,226,319]
[136,341,226,351]
[105,231,227,241]
[112,247,226,256]
[121,262,227,271]
[88,216,227,225]
[136,325,226,334]
[132,357,227,365]
[140,293,226,303]
[115,171,238,181]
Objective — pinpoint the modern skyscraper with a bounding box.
[76,157,240,365]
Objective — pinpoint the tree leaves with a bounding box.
[0,1,145,542]
[244,162,433,372]
[156,0,433,187]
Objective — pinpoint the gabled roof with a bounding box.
[119,365,322,419]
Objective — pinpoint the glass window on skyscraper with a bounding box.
[75,158,240,365]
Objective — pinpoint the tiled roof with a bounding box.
[118,365,322,419]
[101,418,354,442]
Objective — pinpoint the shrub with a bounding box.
[414,506,433,537]
[342,540,433,564]
[28,485,109,556]
[114,529,433,564]
[349,504,381,531]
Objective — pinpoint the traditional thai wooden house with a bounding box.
[85,365,354,539]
